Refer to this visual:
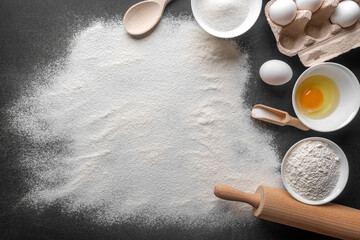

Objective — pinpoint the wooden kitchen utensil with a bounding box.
[123,0,172,36]
[251,104,310,131]
[214,184,360,239]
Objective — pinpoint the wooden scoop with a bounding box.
[251,104,310,131]
[123,0,172,36]
[214,184,360,239]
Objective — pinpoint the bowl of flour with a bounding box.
[281,137,349,205]
[191,0,262,38]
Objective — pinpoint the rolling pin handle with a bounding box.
[214,184,261,208]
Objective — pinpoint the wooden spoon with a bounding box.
[123,0,172,36]
[251,104,310,131]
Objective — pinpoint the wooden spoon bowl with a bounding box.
[124,0,171,36]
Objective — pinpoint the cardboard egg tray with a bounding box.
[264,0,360,66]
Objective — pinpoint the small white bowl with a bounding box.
[191,0,262,38]
[292,62,360,132]
[281,137,349,205]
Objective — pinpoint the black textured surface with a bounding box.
[0,0,359,239]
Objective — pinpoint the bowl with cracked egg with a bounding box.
[292,63,360,132]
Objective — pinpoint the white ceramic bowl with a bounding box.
[281,137,349,205]
[292,63,360,132]
[191,0,262,38]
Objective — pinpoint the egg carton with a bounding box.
[264,0,360,66]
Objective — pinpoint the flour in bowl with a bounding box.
[198,0,249,31]
[283,140,340,201]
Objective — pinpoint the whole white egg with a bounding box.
[269,0,297,26]
[296,0,323,12]
[259,60,293,86]
[330,1,360,28]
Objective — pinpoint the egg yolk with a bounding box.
[300,88,323,112]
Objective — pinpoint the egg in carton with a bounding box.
[264,0,360,66]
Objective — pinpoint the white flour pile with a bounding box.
[283,140,340,201]
[9,18,281,227]
[198,0,249,31]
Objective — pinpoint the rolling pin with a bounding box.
[214,184,360,239]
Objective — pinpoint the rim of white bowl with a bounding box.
[292,62,360,132]
[281,137,349,205]
[190,0,263,38]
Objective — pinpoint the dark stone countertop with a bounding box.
[0,0,359,239]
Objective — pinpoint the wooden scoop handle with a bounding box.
[286,116,310,131]
[214,184,261,208]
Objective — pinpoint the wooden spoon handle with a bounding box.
[214,184,261,208]
[287,116,310,131]
[154,0,172,6]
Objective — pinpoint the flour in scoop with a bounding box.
[283,140,340,201]
[251,108,282,121]
[198,0,249,31]
[8,17,281,227]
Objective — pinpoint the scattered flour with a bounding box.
[198,0,249,31]
[283,140,340,201]
[8,18,281,227]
